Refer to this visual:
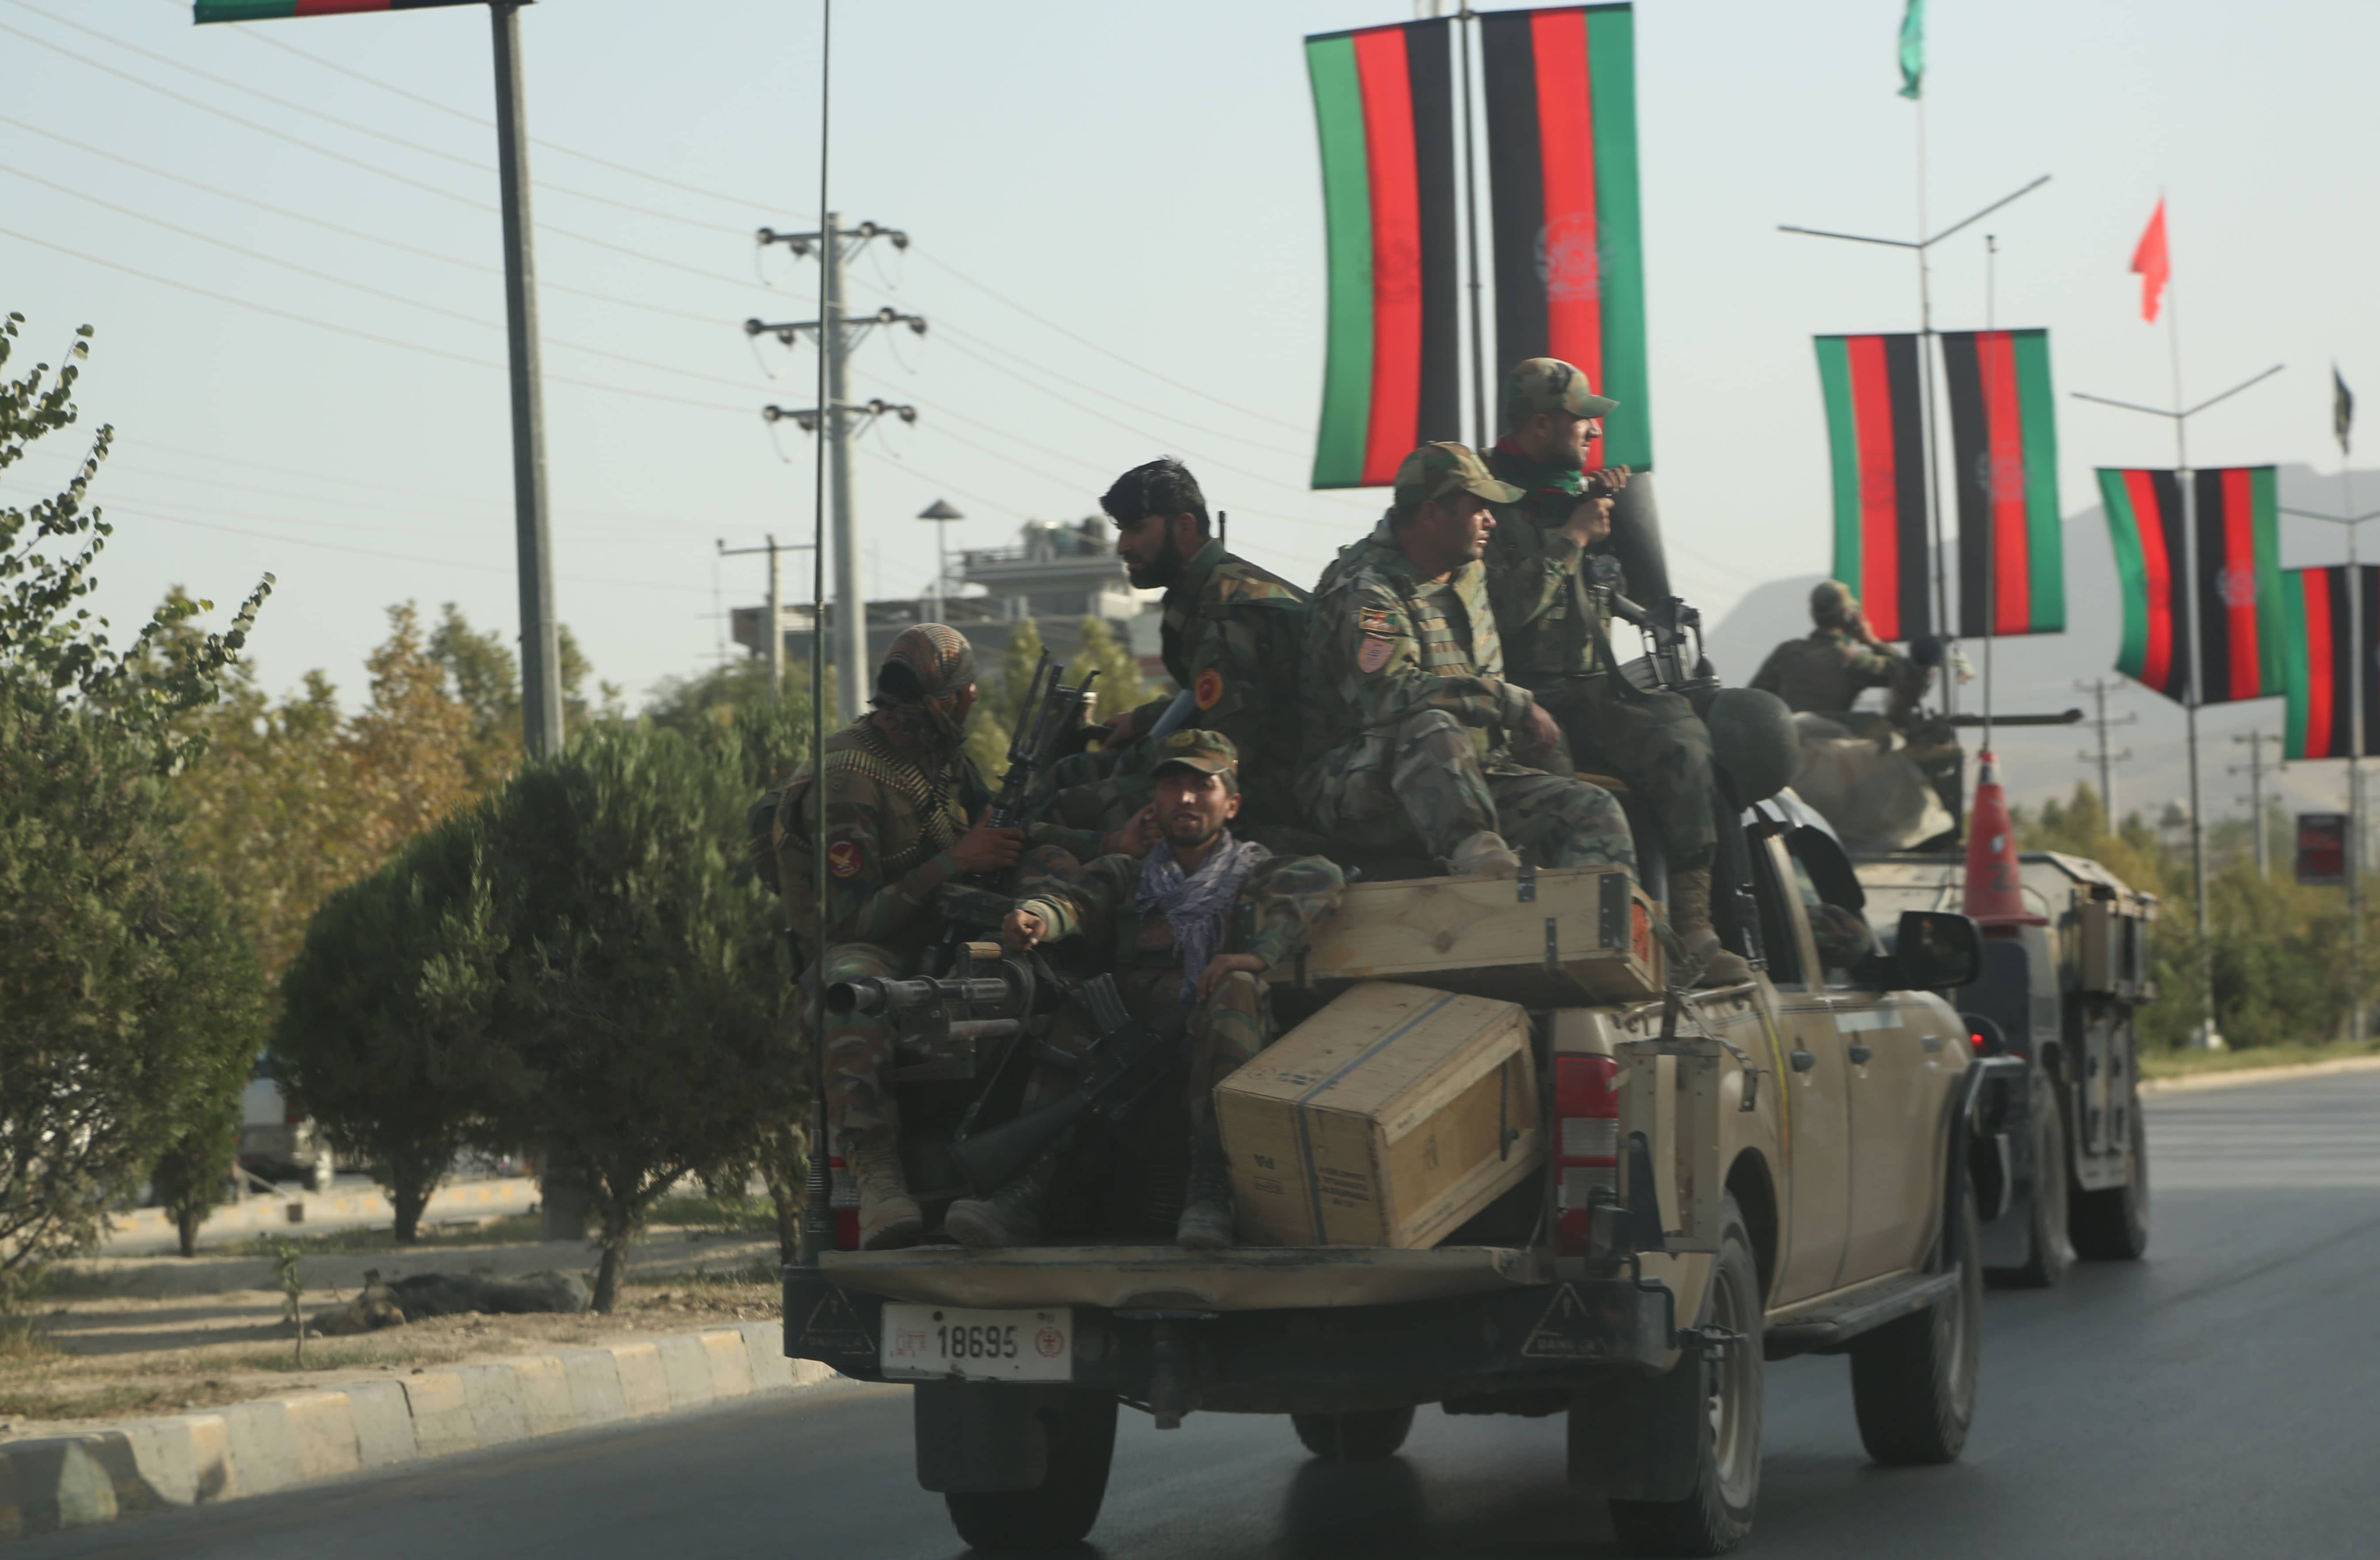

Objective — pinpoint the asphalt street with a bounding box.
[24,1070,2380,1560]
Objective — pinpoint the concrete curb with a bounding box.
[2141,1054,2380,1095]
[0,1322,841,1543]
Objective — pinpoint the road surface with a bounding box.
[24,1070,2380,1559]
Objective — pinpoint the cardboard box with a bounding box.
[1217,982,1542,1248]
[1291,864,1662,1008]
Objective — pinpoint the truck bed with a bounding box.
[816,1242,1550,1311]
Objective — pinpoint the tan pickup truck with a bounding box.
[784,796,2010,1556]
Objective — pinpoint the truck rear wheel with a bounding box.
[1606,1194,1762,1556]
[1990,1074,2071,1289]
[942,1391,1118,1552]
[1849,1187,1980,1466]
[2071,1078,2150,1261]
[1291,1405,1415,1461]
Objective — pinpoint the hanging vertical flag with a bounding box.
[2336,364,2356,455]
[2130,199,2170,323]
[2281,565,2380,760]
[2098,467,2189,703]
[1897,0,1926,99]
[2193,465,2285,704]
[1306,19,1461,489]
[1942,329,2063,637]
[1815,333,1930,641]
[1480,4,1651,470]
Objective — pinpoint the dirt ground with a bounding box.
[0,1215,790,1443]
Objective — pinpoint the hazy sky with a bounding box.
[6,0,2375,721]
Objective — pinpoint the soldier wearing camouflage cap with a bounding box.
[1293,441,1636,879]
[1749,579,1929,719]
[1031,458,1310,839]
[771,624,1153,1251]
[1480,358,1746,986]
[1001,730,1346,1250]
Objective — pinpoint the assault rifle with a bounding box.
[949,974,1184,1196]
[1586,555,1714,699]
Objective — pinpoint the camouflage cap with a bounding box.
[1149,727,1238,780]
[874,622,976,704]
[1503,357,1619,427]
[1809,580,1857,627]
[1392,442,1526,514]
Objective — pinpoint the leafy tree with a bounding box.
[1070,614,1146,723]
[149,1071,246,1261]
[963,616,1042,778]
[1,314,271,1292]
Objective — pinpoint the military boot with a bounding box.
[1447,830,1522,878]
[844,1129,924,1251]
[1175,1161,1236,1251]
[1671,865,1753,988]
[944,1147,1058,1250]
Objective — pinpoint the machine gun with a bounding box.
[826,941,1056,1084]
[948,974,1185,1197]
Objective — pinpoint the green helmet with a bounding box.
[1810,580,1858,628]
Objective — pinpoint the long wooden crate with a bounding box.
[1289,864,1662,1008]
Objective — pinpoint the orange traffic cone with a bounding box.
[1963,749,2048,928]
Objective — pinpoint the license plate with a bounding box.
[879,1304,1073,1381]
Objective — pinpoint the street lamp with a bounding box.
[917,499,962,619]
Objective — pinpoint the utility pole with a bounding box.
[750,221,923,718]
[717,536,816,691]
[2230,730,2281,877]
[2075,678,2137,818]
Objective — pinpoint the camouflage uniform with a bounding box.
[1749,583,1929,716]
[1014,736,1344,1139]
[1036,540,1308,833]
[1481,359,1716,870]
[1297,444,1634,871]
[777,705,1102,1152]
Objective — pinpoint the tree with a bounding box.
[965,616,1043,778]
[148,1069,247,1261]
[1070,615,1146,724]
[1,314,271,1292]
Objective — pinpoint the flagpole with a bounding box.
[2164,218,2222,1050]
[1457,4,1488,451]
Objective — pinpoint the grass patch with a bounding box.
[631,1260,779,1290]
[648,1191,776,1239]
[2141,1037,2380,1080]
[219,1213,545,1259]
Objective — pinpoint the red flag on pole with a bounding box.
[2130,199,2170,322]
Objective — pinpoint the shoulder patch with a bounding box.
[826,840,866,879]
[1358,606,1395,636]
[1194,667,1224,709]
[1357,637,1394,674]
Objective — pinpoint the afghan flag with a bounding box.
[1306,20,1461,489]
[1815,333,1930,641]
[2193,465,2285,704]
[2282,566,2380,760]
[1941,329,2063,638]
[2099,469,2189,702]
[1481,4,1650,471]
[195,0,481,18]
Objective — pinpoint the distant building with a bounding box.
[732,518,1167,686]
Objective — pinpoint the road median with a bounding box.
[0,1321,839,1543]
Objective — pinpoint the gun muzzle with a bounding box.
[825,975,1009,1017]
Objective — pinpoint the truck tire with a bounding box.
[1849,1187,1980,1466]
[1291,1406,1415,1461]
[942,1391,1118,1551]
[1989,1074,2071,1289]
[1606,1194,1762,1556]
[2071,1077,2150,1260]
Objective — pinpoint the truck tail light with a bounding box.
[828,1156,861,1251]
[1553,1055,1620,1255]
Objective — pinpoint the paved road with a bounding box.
[27,1071,2380,1559]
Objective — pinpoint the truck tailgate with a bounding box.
[814,1243,1549,1311]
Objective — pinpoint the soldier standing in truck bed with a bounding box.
[1297,441,1634,879]
[1481,357,1746,986]
[1751,580,1931,719]
[1034,458,1309,835]
[773,624,1151,1250]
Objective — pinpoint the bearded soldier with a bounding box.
[1002,731,1344,1250]
[774,625,1150,1250]
[1037,458,1308,834]
[1298,442,1635,878]
[1751,580,1930,719]
[1482,358,1746,985]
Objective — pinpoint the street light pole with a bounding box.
[917,499,963,619]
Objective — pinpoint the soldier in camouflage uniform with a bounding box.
[1004,731,1344,1250]
[773,624,1141,1250]
[1750,580,1930,718]
[1298,442,1635,878]
[1035,458,1309,833]
[1481,357,1746,986]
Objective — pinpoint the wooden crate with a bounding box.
[1290,864,1662,1009]
[1216,982,1542,1249]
